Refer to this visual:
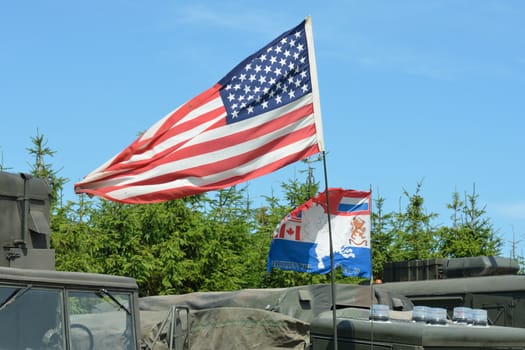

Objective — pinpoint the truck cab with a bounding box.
[0,171,141,349]
[0,266,140,349]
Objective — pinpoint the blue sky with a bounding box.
[1,1,524,256]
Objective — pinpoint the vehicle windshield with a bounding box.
[68,289,136,350]
[0,285,136,350]
[0,285,65,349]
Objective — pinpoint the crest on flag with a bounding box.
[267,188,372,277]
[350,216,368,246]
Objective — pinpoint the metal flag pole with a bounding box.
[368,184,375,306]
[320,150,338,350]
[368,184,375,349]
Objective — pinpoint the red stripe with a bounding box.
[103,102,315,179]
[163,103,315,164]
[99,142,321,203]
[153,84,222,139]
[279,224,286,238]
[137,123,317,184]
[93,121,318,194]
[106,104,226,172]
[342,190,372,198]
[107,85,223,168]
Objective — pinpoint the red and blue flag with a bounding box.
[267,188,372,277]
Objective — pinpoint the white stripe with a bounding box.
[138,109,174,142]
[127,93,312,163]
[85,108,316,189]
[183,94,313,148]
[106,134,318,200]
[78,97,225,183]
[128,97,225,162]
[128,113,226,164]
[79,154,122,183]
[80,94,315,187]
[340,196,368,205]
[138,91,222,142]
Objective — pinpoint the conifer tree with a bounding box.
[437,185,502,257]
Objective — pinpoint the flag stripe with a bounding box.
[77,94,228,184]
[122,99,315,176]
[135,84,223,148]
[338,202,369,213]
[80,97,315,188]
[95,119,317,192]
[108,89,226,171]
[102,136,320,202]
[336,190,371,215]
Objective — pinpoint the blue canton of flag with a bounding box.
[219,22,311,124]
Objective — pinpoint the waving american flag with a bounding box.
[75,17,324,203]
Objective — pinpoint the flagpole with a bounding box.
[321,150,338,350]
[369,184,375,349]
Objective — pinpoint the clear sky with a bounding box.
[2,1,524,257]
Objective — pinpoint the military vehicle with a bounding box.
[140,282,525,349]
[4,170,525,349]
[0,171,141,349]
[140,261,525,349]
[377,256,525,328]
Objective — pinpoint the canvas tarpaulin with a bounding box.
[139,284,412,349]
[141,307,309,350]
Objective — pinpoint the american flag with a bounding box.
[74,17,324,204]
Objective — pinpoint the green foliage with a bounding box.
[27,130,68,209]
[88,199,208,295]
[391,182,439,261]
[370,182,503,279]
[51,200,104,273]
[437,185,502,258]
[17,132,508,295]
[370,195,395,280]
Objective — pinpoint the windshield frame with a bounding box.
[66,288,137,350]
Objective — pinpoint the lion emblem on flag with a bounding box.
[349,216,368,246]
